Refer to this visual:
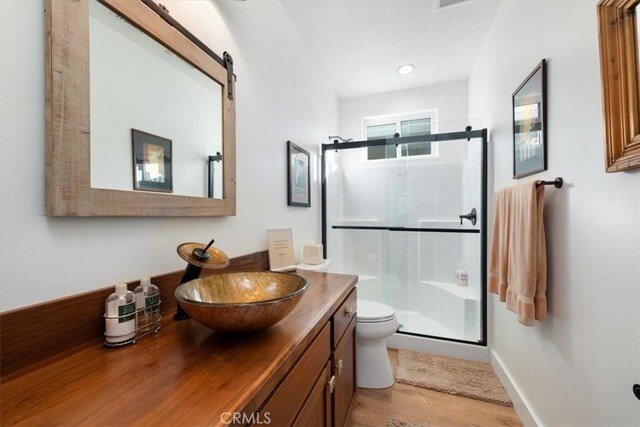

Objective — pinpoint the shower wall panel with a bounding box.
[324,132,485,344]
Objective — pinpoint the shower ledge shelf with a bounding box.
[420,280,480,301]
[356,275,378,281]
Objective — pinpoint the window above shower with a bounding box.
[362,110,439,161]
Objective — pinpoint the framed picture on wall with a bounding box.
[512,59,547,179]
[287,141,311,207]
[132,129,173,193]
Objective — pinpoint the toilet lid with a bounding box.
[357,299,395,322]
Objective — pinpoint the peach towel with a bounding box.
[488,181,547,326]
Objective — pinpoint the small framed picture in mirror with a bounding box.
[287,141,310,207]
[132,129,173,193]
[512,59,547,179]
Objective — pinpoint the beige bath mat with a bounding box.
[395,350,512,406]
[387,417,424,427]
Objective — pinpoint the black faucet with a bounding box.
[175,239,216,320]
[459,208,477,226]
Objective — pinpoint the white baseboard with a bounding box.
[490,350,541,427]
[386,333,490,362]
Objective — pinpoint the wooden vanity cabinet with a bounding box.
[0,270,358,427]
[292,362,332,427]
[253,289,357,427]
[256,325,331,427]
[332,315,356,427]
[332,289,356,345]
[331,289,357,427]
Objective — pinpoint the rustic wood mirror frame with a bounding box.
[597,0,640,172]
[45,0,236,216]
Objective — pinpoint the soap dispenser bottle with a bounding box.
[104,282,136,346]
[134,276,161,335]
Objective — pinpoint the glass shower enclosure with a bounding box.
[321,129,487,345]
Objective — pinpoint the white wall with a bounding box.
[468,1,640,425]
[0,0,338,311]
[338,79,469,141]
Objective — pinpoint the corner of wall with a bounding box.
[490,350,540,427]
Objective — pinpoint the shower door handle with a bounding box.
[459,208,477,226]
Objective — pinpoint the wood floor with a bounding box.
[348,350,522,427]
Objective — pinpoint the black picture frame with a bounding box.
[287,141,311,207]
[132,129,173,193]
[512,59,547,179]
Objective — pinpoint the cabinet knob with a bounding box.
[344,306,354,317]
[336,359,343,375]
[328,375,336,394]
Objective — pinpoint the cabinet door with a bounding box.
[293,362,331,427]
[332,317,356,427]
[255,325,330,427]
[332,290,356,348]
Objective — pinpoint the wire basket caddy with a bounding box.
[104,299,162,347]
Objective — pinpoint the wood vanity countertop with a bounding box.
[0,271,357,426]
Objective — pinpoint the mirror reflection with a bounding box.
[89,0,223,199]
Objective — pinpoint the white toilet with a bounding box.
[356,299,398,389]
[295,262,398,389]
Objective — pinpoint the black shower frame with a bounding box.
[321,129,488,347]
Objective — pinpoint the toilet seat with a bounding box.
[358,315,396,323]
[357,299,396,323]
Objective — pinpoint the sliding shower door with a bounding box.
[323,130,486,344]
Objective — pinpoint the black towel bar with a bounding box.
[536,177,563,188]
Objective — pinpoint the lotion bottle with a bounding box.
[104,282,136,346]
[134,276,161,334]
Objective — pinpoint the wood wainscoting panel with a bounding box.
[0,250,269,382]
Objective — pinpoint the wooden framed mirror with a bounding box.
[598,0,640,172]
[45,0,236,216]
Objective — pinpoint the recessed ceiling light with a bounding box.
[397,64,415,75]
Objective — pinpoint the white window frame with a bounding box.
[361,109,439,161]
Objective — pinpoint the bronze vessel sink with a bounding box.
[175,271,308,333]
